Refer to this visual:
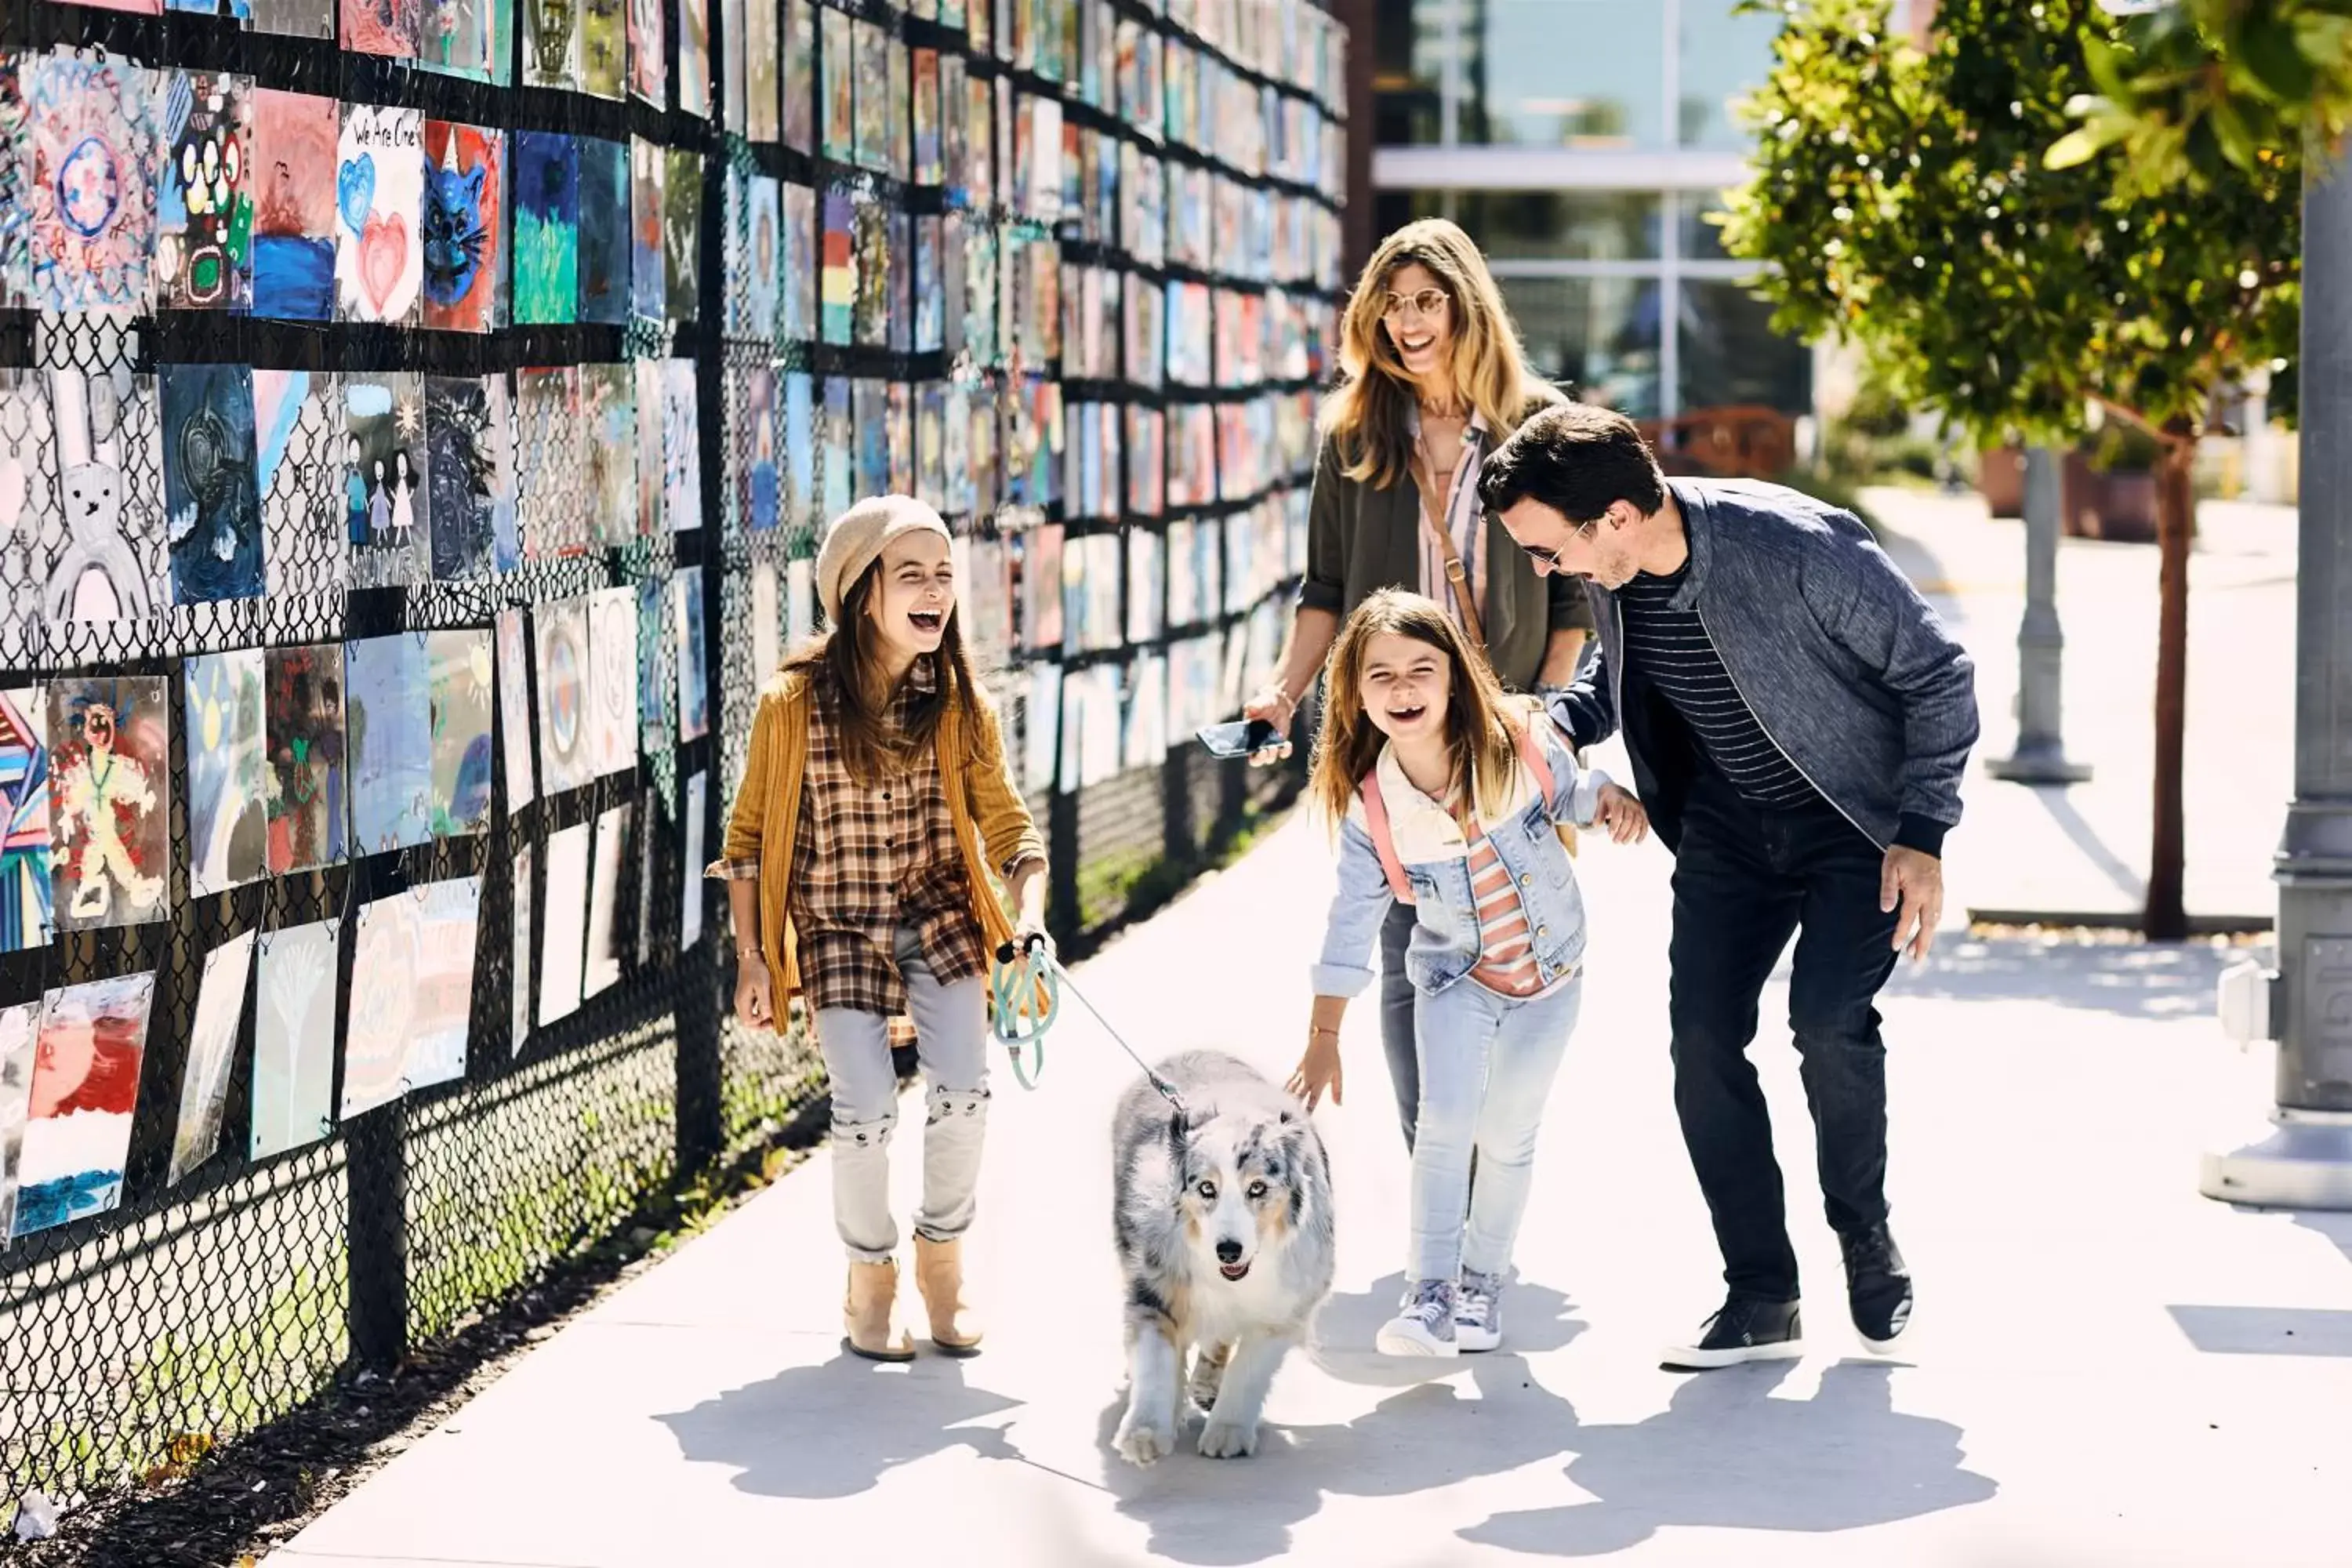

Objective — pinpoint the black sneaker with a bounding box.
[1660,1297,1803,1371]
[1842,1223,1913,1354]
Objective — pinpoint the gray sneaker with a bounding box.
[1376,1278,1459,1357]
[1456,1269,1505,1352]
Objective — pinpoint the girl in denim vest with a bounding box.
[1288,589,1646,1356]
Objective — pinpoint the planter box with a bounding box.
[1979,445,2024,517]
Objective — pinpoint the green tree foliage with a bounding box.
[2049,0,2352,197]
[1717,0,2299,451]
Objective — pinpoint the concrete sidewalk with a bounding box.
[1864,485,2296,927]
[268,772,2352,1565]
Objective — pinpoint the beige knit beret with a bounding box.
[814,494,953,624]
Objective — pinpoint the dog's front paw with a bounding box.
[1115,1409,1178,1466]
[1196,1417,1260,1460]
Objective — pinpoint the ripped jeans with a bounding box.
[812,925,991,1264]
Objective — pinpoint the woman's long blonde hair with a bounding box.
[1319,218,1560,492]
[1309,590,1530,830]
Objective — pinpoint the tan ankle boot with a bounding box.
[843,1259,916,1362]
[913,1235,982,1356]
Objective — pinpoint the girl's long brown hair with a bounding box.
[1308,589,1529,830]
[1319,218,1561,492]
[783,557,984,786]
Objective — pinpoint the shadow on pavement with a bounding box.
[1461,1360,1998,1558]
[2167,1210,2352,1359]
[655,1352,1023,1501]
[1311,1272,1590,1374]
[1883,936,2229,1022]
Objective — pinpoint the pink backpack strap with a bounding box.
[1357,774,1415,902]
[1515,719,1558,811]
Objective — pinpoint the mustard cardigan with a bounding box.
[718,667,1047,1008]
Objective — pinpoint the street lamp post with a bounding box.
[1988,446,2092,785]
[2201,152,2352,1208]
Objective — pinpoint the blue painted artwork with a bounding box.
[511,131,579,325]
[345,633,434,855]
[575,136,629,325]
[784,370,813,526]
[161,363,265,605]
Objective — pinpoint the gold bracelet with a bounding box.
[1308,1025,1339,1038]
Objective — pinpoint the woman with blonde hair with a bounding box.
[1244,217,1595,1158]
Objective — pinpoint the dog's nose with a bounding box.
[1215,1239,1244,1265]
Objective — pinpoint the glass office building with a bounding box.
[1367,0,1820,422]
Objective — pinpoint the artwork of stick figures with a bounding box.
[368,456,390,543]
[347,433,369,546]
[391,449,417,547]
[50,696,165,927]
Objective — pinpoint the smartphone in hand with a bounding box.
[1196,717,1287,758]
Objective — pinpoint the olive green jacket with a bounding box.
[1297,414,1595,692]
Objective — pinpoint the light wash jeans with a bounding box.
[813,925,990,1264]
[1408,974,1583,1284]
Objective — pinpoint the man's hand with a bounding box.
[1240,684,1296,768]
[1880,847,1944,963]
[1592,783,1649,844]
[1285,1030,1343,1112]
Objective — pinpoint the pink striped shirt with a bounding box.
[1460,813,1562,999]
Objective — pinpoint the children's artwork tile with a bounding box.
[343,0,424,56]
[160,362,264,606]
[662,359,702,532]
[586,586,640,779]
[576,138,630,324]
[581,0,626,100]
[852,19,890,171]
[26,51,159,313]
[256,369,350,601]
[168,928,256,1186]
[421,122,503,332]
[495,607,535,811]
[0,689,50,954]
[746,176,781,340]
[663,148,702,322]
[678,0,710,118]
[251,0,335,37]
[580,363,637,547]
[343,373,429,589]
[744,0,779,143]
[636,576,668,752]
[784,370,814,524]
[344,877,482,1116]
[629,136,664,323]
[0,372,56,640]
[419,0,500,77]
[633,784,655,965]
[513,132,579,325]
[524,0,583,89]
[744,367,779,533]
[819,189,854,345]
[681,768,706,949]
[263,644,347,874]
[633,358,663,534]
[510,840,534,1053]
[251,917,338,1160]
[335,104,425,325]
[13,972,155,1238]
[820,5,853,161]
[750,561,779,682]
[672,565,710,742]
[250,89,340,321]
[783,183,815,341]
[47,678,170,934]
[425,376,501,582]
[157,71,256,311]
[626,0,665,105]
[426,629,494,837]
[515,365,585,559]
[346,632,434,855]
[0,1003,38,1240]
[783,0,814,153]
[583,802,629,998]
[538,821,591,1026]
[534,596,593,795]
[183,649,267,898]
[819,376,851,520]
[787,557,813,648]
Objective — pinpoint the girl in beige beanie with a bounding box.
[712,495,1049,1361]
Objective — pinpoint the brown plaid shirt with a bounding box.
[737,659,987,1017]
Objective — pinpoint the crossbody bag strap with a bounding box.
[1409,445,1486,648]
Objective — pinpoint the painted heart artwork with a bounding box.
[26,50,159,313]
[336,104,424,325]
[421,121,502,332]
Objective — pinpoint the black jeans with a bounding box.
[1668,768,1901,1304]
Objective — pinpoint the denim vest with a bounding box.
[1311,720,1607,1002]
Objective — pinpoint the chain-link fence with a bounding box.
[0,0,1346,1537]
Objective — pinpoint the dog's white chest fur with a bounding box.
[1184,1247,1294,1348]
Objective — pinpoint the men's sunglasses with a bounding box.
[1514,514,1602,572]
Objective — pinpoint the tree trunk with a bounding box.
[2143,429,2196,942]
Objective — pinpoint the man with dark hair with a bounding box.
[1479,401,1979,1370]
